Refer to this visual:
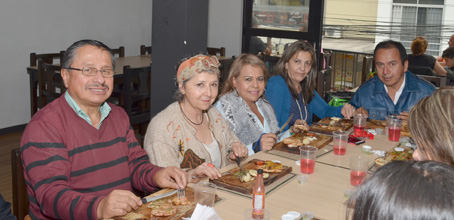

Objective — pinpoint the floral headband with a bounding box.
[176,55,220,84]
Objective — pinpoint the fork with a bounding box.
[177,188,186,199]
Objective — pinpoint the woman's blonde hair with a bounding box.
[219,53,268,97]
[408,87,454,165]
[410,36,428,56]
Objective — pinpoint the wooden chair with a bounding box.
[361,56,375,83]
[263,55,281,77]
[11,148,29,220]
[37,62,65,109]
[207,47,226,57]
[218,56,236,87]
[408,65,433,76]
[140,45,152,55]
[29,51,65,116]
[416,74,447,87]
[30,51,65,67]
[111,46,125,57]
[316,66,333,102]
[122,65,152,139]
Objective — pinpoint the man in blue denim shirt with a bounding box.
[350,40,436,120]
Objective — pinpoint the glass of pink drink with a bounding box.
[332,131,349,155]
[349,156,369,186]
[299,145,318,174]
[353,114,367,135]
[387,117,402,142]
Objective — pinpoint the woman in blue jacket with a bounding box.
[266,41,355,129]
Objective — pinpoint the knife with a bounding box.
[235,156,246,176]
[275,113,294,135]
[141,189,177,203]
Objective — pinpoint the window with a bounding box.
[391,2,443,56]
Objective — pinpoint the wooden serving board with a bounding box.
[309,118,353,135]
[273,132,333,155]
[210,159,292,195]
[116,188,196,220]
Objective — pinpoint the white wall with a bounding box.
[0,0,153,129]
[207,0,243,58]
[0,0,242,130]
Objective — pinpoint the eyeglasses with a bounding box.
[65,67,115,78]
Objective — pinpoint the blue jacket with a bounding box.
[350,71,435,120]
[265,75,342,129]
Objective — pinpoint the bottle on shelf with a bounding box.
[252,169,265,219]
[277,39,285,55]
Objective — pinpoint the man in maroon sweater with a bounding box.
[21,40,188,219]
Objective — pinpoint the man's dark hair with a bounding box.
[374,40,408,65]
[62,39,115,69]
[442,47,454,59]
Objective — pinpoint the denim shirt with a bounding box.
[350,71,435,120]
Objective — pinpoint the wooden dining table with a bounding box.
[126,129,400,220]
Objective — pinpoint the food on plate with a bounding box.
[235,170,252,182]
[248,169,269,178]
[283,136,317,148]
[256,160,265,166]
[172,197,191,206]
[147,199,177,217]
[151,205,177,217]
[259,160,284,173]
[331,117,341,121]
[375,147,414,166]
[294,124,309,131]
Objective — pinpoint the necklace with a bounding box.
[295,95,308,121]
[179,103,204,126]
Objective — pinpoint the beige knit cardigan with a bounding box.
[144,102,241,169]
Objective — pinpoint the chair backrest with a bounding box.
[361,55,375,83]
[408,65,434,76]
[122,65,152,126]
[38,62,65,109]
[207,47,226,57]
[416,74,447,87]
[316,66,332,101]
[11,148,29,220]
[140,45,152,55]
[30,51,65,67]
[263,55,281,77]
[111,46,125,58]
[218,56,236,88]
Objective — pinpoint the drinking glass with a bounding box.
[387,117,402,142]
[332,131,348,155]
[353,114,367,135]
[349,156,369,186]
[299,146,318,174]
[193,182,217,207]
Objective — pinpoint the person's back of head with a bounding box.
[374,40,408,65]
[347,160,454,220]
[411,36,428,56]
[442,47,454,60]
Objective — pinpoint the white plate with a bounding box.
[287,211,301,218]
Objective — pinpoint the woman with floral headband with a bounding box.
[144,54,248,182]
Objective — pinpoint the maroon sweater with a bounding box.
[20,95,163,220]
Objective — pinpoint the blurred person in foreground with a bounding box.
[409,87,454,165]
[144,54,248,181]
[351,40,435,121]
[407,36,446,76]
[346,160,454,220]
[215,54,308,155]
[20,40,188,219]
[265,41,355,130]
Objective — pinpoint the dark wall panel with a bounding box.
[151,0,208,117]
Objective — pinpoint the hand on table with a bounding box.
[341,104,356,119]
[188,163,221,183]
[260,133,277,151]
[292,119,309,133]
[153,166,188,190]
[97,189,142,219]
[228,142,248,159]
[355,107,369,118]
[397,111,409,121]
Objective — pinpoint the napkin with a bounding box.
[189,203,222,220]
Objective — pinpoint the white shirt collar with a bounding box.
[384,74,406,105]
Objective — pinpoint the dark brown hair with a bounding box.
[274,41,317,103]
